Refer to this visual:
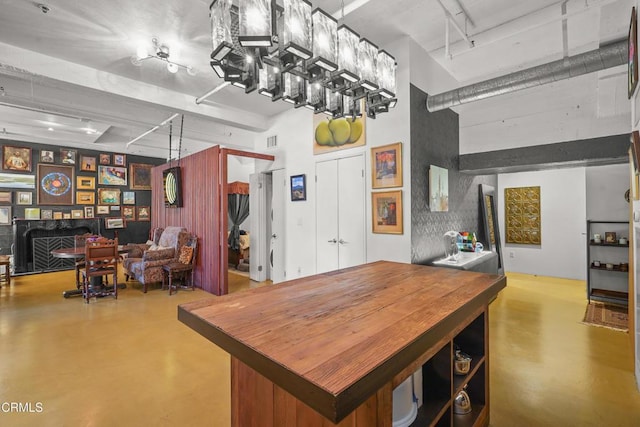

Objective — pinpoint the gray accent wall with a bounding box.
[410,84,496,264]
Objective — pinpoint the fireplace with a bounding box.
[13,219,100,273]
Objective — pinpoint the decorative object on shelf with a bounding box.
[606,263,614,270]
[79,155,97,172]
[98,165,127,186]
[443,230,460,261]
[132,37,196,75]
[290,174,306,201]
[619,237,628,245]
[372,190,402,234]
[83,206,95,219]
[0,191,10,204]
[16,191,32,205]
[2,146,31,172]
[505,186,541,245]
[99,153,111,165]
[97,188,121,205]
[136,206,150,221]
[40,150,54,163]
[104,217,125,229]
[620,262,629,272]
[71,209,84,219]
[60,149,76,165]
[113,154,126,166]
[96,206,109,215]
[129,163,153,190]
[605,232,617,243]
[453,388,472,415]
[313,113,365,154]
[371,142,402,189]
[76,191,95,205]
[0,173,35,189]
[629,6,638,99]
[37,164,74,205]
[24,208,40,220]
[429,165,448,212]
[76,176,96,190]
[163,167,183,207]
[593,260,601,267]
[122,191,135,205]
[53,211,63,220]
[0,206,10,225]
[63,213,71,219]
[209,0,397,118]
[593,233,602,244]
[122,206,135,220]
[41,209,53,220]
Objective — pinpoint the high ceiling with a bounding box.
[0,0,631,158]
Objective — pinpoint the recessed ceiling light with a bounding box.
[47,127,54,131]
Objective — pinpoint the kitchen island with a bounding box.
[178,261,506,426]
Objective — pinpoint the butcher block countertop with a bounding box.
[178,261,506,423]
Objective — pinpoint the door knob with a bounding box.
[328,238,337,243]
[339,239,347,244]
[272,234,277,239]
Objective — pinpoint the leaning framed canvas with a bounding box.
[37,164,74,205]
[130,163,153,190]
[630,7,639,99]
[98,165,127,186]
[372,190,403,234]
[290,174,306,201]
[3,146,32,172]
[371,142,402,189]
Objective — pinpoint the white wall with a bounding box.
[227,155,255,233]
[586,163,630,221]
[497,167,587,280]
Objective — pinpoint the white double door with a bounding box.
[316,155,366,274]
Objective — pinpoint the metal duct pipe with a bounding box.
[426,39,626,112]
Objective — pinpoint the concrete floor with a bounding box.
[0,269,638,426]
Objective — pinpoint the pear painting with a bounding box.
[313,114,366,154]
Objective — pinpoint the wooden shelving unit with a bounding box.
[586,220,629,305]
[412,311,488,427]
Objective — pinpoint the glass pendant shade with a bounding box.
[377,50,397,98]
[306,82,324,110]
[238,0,274,47]
[210,0,234,60]
[283,73,303,103]
[324,90,342,116]
[336,25,360,82]
[343,95,361,117]
[358,38,379,91]
[310,8,337,71]
[258,63,280,97]
[283,0,313,59]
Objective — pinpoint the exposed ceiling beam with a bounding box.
[331,0,372,20]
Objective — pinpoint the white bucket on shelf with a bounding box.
[392,367,421,427]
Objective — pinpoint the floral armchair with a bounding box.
[123,226,190,292]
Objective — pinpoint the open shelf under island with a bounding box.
[179,261,506,426]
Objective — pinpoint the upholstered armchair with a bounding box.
[123,226,190,292]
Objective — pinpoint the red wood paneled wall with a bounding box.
[151,146,222,295]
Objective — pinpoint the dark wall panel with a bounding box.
[410,85,496,264]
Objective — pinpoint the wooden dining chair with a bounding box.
[82,238,118,303]
[74,233,99,289]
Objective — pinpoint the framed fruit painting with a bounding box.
[313,105,366,154]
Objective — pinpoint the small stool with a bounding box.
[162,262,194,295]
[0,255,11,287]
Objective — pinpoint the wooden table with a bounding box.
[162,262,194,295]
[179,261,506,426]
[51,246,129,298]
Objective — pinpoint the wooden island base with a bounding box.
[179,261,505,427]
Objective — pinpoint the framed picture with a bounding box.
[0,191,11,204]
[630,7,639,99]
[105,217,125,229]
[97,206,110,215]
[113,154,126,166]
[71,209,84,219]
[25,208,41,220]
[17,191,32,205]
[0,173,35,189]
[3,146,32,172]
[40,150,54,163]
[122,206,135,220]
[84,206,95,219]
[76,191,95,205]
[429,165,449,212]
[98,165,127,186]
[53,211,63,220]
[76,176,96,190]
[37,164,74,205]
[372,190,403,234]
[605,232,617,243]
[99,153,111,165]
[122,191,136,205]
[41,209,53,220]
[137,206,150,221]
[313,108,366,155]
[371,142,403,189]
[110,205,121,211]
[130,163,153,190]
[63,213,72,219]
[60,149,77,165]
[163,167,182,207]
[80,155,97,172]
[97,189,120,205]
[0,206,11,225]
[290,174,306,201]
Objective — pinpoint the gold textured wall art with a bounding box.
[505,186,541,245]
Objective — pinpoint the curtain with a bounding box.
[228,193,250,251]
